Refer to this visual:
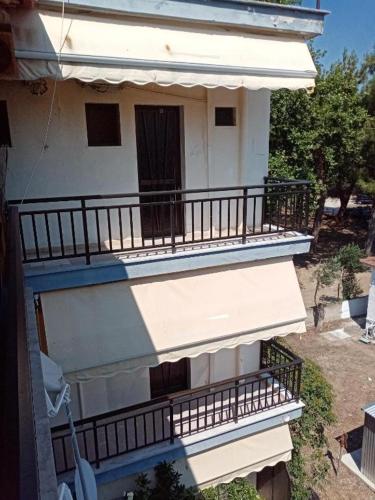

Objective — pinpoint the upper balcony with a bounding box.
[9,178,312,290]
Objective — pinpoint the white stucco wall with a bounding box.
[1,81,271,250]
[2,81,271,199]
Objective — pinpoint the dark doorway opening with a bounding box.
[257,461,291,500]
[150,358,190,399]
[135,105,184,239]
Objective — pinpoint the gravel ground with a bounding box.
[287,319,375,500]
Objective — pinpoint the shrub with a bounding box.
[337,244,364,299]
[288,359,335,499]
[134,461,195,500]
[201,478,262,500]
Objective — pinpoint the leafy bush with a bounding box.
[337,244,364,299]
[134,461,195,500]
[313,257,341,307]
[288,359,335,499]
[201,478,262,500]
[313,244,365,305]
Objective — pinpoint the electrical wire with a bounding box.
[20,0,70,204]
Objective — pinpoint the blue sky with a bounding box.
[301,0,375,67]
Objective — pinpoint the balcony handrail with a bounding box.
[52,341,302,432]
[11,180,311,265]
[8,180,310,205]
[51,341,303,473]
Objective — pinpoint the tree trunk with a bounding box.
[337,186,354,220]
[337,181,355,221]
[311,193,326,249]
[366,200,375,256]
[311,148,327,250]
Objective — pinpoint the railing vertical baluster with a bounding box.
[118,207,124,250]
[134,417,138,450]
[31,214,40,260]
[200,201,204,241]
[107,208,112,251]
[129,207,134,249]
[219,199,222,238]
[70,211,77,255]
[191,201,195,242]
[81,199,90,265]
[93,420,100,469]
[304,187,310,234]
[209,200,213,239]
[104,425,109,458]
[234,380,239,423]
[235,197,239,236]
[182,202,186,244]
[95,209,101,252]
[45,213,52,257]
[57,212,64,257]
[169,400,174,444]
[143,413,147,446]
[189,400,192,434]
[204,395,208,429]
[296,362,302,402]
[170,195,176,253]
[261,183,267,232]
[227,198,230,237]
[62,437,68,472]
[252,197,256,234]
[19,215,27,261]
[152,410,156,443]
[125,418,129,451]
[242,187,248,244]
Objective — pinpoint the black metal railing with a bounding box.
[9,180,310,265]
[51,340,302,475]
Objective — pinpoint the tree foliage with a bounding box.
[270,50,369,243]
[356,47,375,254]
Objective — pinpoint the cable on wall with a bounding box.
[20,0,71,204]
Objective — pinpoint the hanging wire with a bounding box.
[20,0,71,204]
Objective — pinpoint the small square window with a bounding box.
[215,107,236,126]
[85,103,121,146]
[0,101,11,146]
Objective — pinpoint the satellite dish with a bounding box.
[57,483,74,500]
[41,352,64,392]
[75,458,97,500]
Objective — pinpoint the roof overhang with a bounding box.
[38,0,329,39]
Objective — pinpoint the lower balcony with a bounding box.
[51,341,302,476]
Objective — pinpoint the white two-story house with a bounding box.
[0,0,327,498]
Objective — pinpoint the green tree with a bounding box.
[270,50,368,246]
[356,47,375,254]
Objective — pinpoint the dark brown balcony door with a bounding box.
[150,358,189,399]
[135,105,183,239]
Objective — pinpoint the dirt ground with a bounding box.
[294,212,371,308]
[287,318,375,500]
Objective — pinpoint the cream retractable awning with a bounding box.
[12,10,317,90]
[41,258,306,382]
[176,425,293,488]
